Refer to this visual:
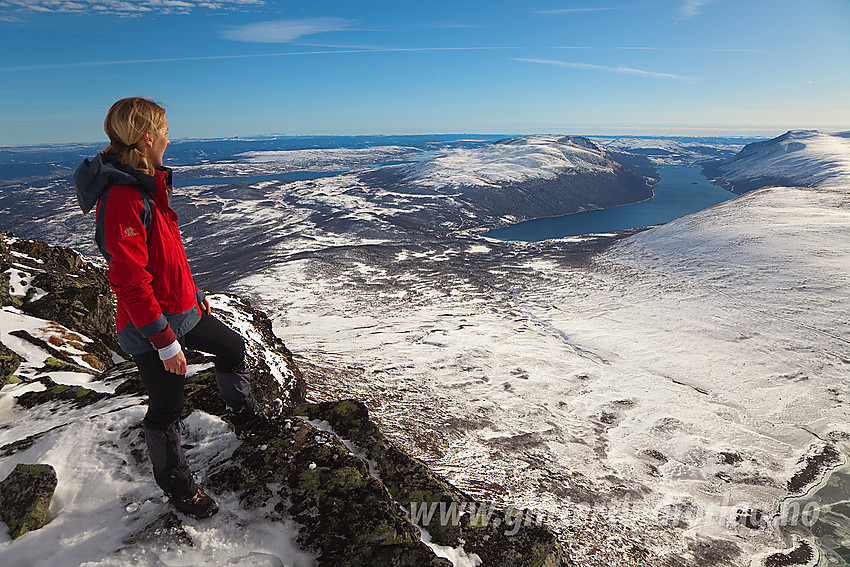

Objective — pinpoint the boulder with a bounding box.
[0,463,58,538]
[0,230,122,362]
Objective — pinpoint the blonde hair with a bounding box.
[103,97,166,177]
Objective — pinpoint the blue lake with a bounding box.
[483,165,735,241]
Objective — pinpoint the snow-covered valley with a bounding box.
[1,130,848,566]
[227,131,850,566]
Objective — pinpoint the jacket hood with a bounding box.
[74,153,162,214]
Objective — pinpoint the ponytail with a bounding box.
[103,97,166,177]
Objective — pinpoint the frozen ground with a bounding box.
[230,185,849,564]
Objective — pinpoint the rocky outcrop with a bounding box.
[208,413,454,567]
[125,512,194,548]
[0,463,58,538]
[1,230,122,360]
[293,400,571,567]
[16,376,108,409]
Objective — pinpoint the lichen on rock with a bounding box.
[16,376,108,409]
[208,414,454,566]
[0,340,23,386]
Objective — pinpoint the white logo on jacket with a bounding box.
[123,226,140,237]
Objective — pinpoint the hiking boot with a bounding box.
[172,486,219,519]
[231,399,283,437]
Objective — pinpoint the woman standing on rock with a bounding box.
[74,97,276,519]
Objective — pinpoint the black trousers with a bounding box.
[134,312,254,497]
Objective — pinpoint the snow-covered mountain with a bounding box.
[396,135,615,188]
[354,135,654,230]
[593,135,748,166]
[704,129,850,193]
[177,145,423,180]
[1,131,848,566]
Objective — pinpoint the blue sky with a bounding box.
[1,0,848,145]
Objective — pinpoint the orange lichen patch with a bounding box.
[80,353,106,372]
[40,323,88,351]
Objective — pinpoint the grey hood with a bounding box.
[74,153,159,214]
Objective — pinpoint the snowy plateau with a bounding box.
[0,130,849,566]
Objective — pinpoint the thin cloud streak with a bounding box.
[553,46,765,53]
[0,39,761,74]
[221,18,354,43]
[421,22,488,29]
[676,0,718,20]
[0,47,523,72]
[534,7,624,15]
[515,57,695,82]
[0,46,753,73]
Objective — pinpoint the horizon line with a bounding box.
[5,127,846,149]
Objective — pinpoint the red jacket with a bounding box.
[75,154,204,354]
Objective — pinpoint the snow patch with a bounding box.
[5,268,48,301]
[418,526,482,567]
